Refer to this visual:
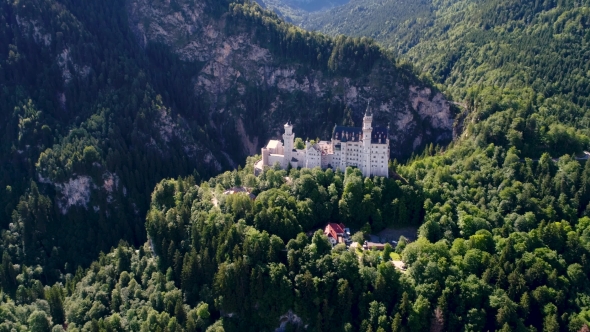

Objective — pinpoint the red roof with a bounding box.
[324,223,346,239]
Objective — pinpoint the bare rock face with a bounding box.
[56,176,93,214]
[409,86,453,131]
[15,15,52,46]
[56,48,91,85]
[128,0,455,160]
[39,172,123,215]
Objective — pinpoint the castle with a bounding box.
[259,108,389,177]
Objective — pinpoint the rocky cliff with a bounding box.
[127,0,455,162]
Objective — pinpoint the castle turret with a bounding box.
[362,104,373,177]
[363,105,373,131]
[282,121,294,169]
[262,148,269,167]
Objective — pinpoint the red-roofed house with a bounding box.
[324,223,350,245]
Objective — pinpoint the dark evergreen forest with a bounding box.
[0,0,233,273]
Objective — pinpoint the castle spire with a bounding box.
[364,100,372,117]
[363,101,372,131]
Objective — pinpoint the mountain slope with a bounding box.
[127,0,455,158]
[0,0,224,273]
[0,0,452,278]
[272,0,590,166]
[297,0,433,48]
[291,0,590,130]
[258,0,350,12]
[4,1,590,330]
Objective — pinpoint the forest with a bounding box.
[3,141,590,331]
[296,0,590,137]
[1,0,590,330]
[0,0,444,286]
[0,0,450,285]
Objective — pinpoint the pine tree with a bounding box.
[46,285,65,324]
[391,313,402,332]
[174,298,186,325]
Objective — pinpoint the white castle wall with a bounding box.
[260,117,389,177]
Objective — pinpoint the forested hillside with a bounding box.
[3,0,590,331]
[257,0,349,12]
[3,155,590,330]
[295,0,432,46]
[295,0,590,138]
[0,0,231,276]
[0,0,451,282]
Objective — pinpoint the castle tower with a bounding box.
[362,104,373,177]
[282,121,294,169]
[262,147,269,167]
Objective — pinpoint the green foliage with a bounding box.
[299,0,590,161]
[0,0,448,290]
[34,166,410,331]
[28,310,51,332]
[351,231,365,244]
[45,285,65,325]
[382,243,393,262]
[229,2,391,77]
[3,0,590,330]
[294,137,305,150]
[0,0,224,282]
[3,144,590,330]
[394,136,590,330]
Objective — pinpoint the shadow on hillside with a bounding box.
[371,226,418,243]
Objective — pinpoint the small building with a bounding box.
[363,241,386,250]
[324,223,351,245]
[223,187,256,200]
